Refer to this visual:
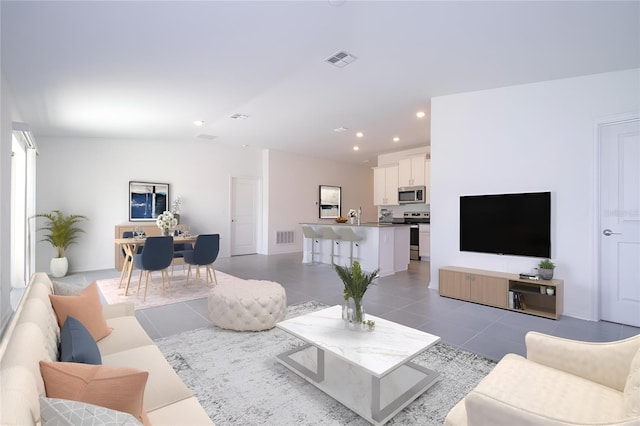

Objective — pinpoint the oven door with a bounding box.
[409,225,420,260]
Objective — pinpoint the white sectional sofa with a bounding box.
[445,331,640,426]
[0,272,213,425]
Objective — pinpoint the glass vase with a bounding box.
[343,297,365,330]
[352,297,365,324]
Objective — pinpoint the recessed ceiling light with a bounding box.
[393,137,400,142]
[193,120,204,126]
[356,132,364,138]
[353,146,359,151]
[416,111,426,119]
[333,127,349,133]
[230,113,249,120]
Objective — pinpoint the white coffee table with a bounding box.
[275,305,441,425]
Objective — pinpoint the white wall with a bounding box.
[35,137,263,272]
[266,149,374,255]
[34,139,375,272]
[377,146,430,167]
[430,69,640,321]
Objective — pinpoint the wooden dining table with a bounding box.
[114,235,198,297]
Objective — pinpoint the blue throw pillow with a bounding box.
[60,316,102,364]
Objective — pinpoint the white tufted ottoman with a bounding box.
[208,279,287,331]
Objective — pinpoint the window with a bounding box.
[11,126,37,293]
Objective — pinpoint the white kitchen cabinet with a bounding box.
[373,165,399,206]
[419,224,430,259]
[398,155,426,187]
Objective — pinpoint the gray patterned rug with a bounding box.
[154,301,496,425]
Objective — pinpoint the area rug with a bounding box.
[154,301,496,425]
[97,269,239,310]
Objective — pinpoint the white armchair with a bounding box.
[445,331,640,426]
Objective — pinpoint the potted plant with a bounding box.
[335,261,379,324]
[36,210,87,277]
[170,197,182,223]
[538,259,555,280]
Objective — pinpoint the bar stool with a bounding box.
[302,226,322,263]
[338,227,364,266]
[321,227,342,265]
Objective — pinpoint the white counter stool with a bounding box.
[321,227,342,265]
[338,227,364,266]
[302,226,323,263]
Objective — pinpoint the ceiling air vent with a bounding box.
[196,134,217,140]
[325,51,357,68]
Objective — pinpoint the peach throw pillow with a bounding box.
[49,282,111,341]
[39,361,148,421]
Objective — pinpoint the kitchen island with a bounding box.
[301,222,410,277]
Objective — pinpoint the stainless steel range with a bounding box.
[404,211,430,261]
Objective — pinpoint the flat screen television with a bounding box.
[459,191,551,258]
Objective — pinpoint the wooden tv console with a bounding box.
[439,266,563,320]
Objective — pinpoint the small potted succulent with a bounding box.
[538,259,555,280]
[364,320,376,331]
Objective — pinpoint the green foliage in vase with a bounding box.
[35,210,87,258]
[538,259,555,269]
[335,261,379,301]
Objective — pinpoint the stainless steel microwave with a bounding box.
[398,186,426,204]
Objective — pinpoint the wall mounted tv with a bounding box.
[460,191,551,258]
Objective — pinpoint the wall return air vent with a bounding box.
[325,51,357,68]
[196,134,217,140]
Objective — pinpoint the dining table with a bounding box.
[114,234,198,297]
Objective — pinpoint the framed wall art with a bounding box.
[129,181,169,221]
[319,185,341,219]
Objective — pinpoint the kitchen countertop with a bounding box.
[300,222,410,227]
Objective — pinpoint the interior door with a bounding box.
[230,177,258,256]
[599,118,640,327]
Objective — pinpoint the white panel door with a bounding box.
[231,177,258,256]
[599,118,640,327]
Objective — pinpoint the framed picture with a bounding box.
[129,181,169,221]
[319,185,341,219]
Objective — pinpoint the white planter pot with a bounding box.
[50,257,69,278]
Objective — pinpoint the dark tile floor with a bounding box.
[56,252,640,362]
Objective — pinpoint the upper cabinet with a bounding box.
[398,155,426,187]
[373,165,399,206]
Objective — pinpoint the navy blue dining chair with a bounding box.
[133,236,174,301]
[118,231,143,288]
[171,241,193,276]
[183,234,220,286]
